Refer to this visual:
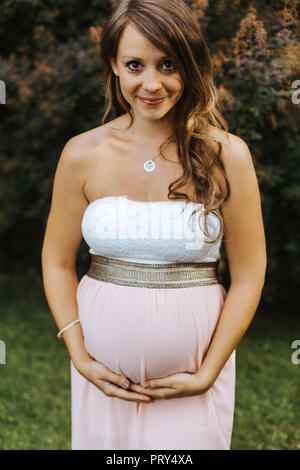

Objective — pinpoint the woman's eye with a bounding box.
[126,61,141,71]
[162,60,175,71]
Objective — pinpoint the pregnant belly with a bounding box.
[77,276,224,384]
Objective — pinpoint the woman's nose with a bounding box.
[142,69,163,93]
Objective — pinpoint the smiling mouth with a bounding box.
[138,97,166,105]
[140,97,165,101]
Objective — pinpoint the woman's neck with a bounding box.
[125,111,176,144]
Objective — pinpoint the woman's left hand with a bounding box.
[128,369,214,400]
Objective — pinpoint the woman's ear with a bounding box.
[110,58,117,74]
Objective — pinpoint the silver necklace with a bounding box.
[130,127,173,173]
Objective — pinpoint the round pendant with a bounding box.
[144,160,156,172]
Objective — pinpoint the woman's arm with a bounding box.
[41,135,153,404]
[195,133,267,385]
[41,136,91,367]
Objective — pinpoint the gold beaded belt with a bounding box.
[86,254,219,288]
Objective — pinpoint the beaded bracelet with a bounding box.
[57,319,81,340]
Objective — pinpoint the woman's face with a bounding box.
[111,23,184,121]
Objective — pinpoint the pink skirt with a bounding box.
[71,274,236,450]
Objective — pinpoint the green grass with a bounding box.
[231,303,300,450]
[0,276,71,450]
[0,276,299,450]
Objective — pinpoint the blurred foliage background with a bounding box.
[0,0,300,303]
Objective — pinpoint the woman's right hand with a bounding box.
[75,358,154,404]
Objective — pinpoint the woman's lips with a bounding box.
[139,97,166,106]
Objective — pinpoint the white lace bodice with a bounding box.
[81,196,222,264]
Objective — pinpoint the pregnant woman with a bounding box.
[41,0,267,450]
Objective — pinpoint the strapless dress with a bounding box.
[71,196,235,450]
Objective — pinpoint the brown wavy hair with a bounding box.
[99,0,230,244]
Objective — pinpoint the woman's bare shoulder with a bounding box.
[207,125,250,161]
[62,114,129,165]
[207,126,253,196]
[64,123,113,158]
[207,125,233,147]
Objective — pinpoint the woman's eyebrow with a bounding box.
[121,56,170,60]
